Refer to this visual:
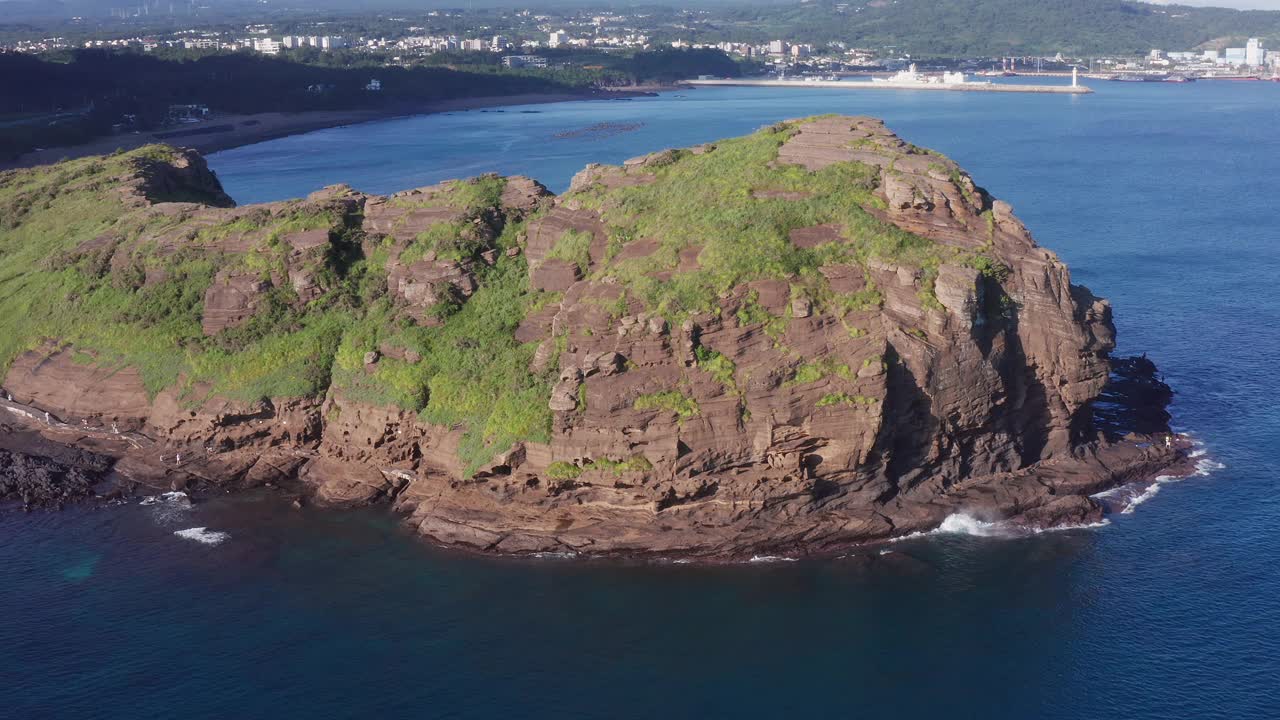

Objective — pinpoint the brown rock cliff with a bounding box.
[0,118,1189,558]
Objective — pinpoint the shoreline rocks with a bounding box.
[0,116,1195,560]
[0,434,114,510]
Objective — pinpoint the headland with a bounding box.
[0,115,1188,560]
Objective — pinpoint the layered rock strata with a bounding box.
[0,117,1190,558]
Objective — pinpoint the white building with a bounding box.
[548,30,566,48]
[252,38,281,55]
[1246,38,1264,67]
[502,55,547,68]
[768,39,786,56]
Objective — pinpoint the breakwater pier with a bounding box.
[687,78,1093,94]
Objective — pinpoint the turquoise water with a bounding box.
[3,81,1279,718]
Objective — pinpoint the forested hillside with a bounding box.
[711,0,1280,55]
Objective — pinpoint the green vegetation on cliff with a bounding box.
[0,151,356,400]
[333,236,555,473]
[568,120,978,324]
[0,117,999,475]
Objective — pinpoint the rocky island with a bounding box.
[0,115,1189,559]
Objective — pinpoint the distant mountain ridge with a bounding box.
[3,0,1279,56]
[714,0,1280,55]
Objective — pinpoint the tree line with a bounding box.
[0,46,745,161]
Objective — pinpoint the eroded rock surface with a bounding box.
[0,430,114,509]
[0,117,1190,559]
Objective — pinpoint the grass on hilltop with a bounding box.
[329,220,556,475]
[0,119,1003,476]
[0,146,355,400]
[564,119,1009,326]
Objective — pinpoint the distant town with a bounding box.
[3,3,1278,164]
[4,7,1278,81]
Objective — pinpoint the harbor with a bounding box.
[689,78,1092,94]
[690,65,1092,94]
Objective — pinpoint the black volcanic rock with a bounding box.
[0,448,105,510]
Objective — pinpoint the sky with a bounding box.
[8,0,1276,7]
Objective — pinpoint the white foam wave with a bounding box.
[935,513,1007,537]
[140,491,190,507]
[528,551,578,560]
[891,512,1109,544]
[141,491,192,523]
[1195,458,1226,476]
[1120,483,1163,514]
[748,555,798,563]
[886,513,1009,542]
[1095,473,1181,514]
[173,527,229,545]
[1030,519,1111,533]
[1091,434,1225,515]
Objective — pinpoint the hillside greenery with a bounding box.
[566,121,989,326]
[0,117,996,474]
[704,0,1280,56]
[0,47,748,162]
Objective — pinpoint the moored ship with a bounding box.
[1111,73,1169,82]
[873,64,984,86]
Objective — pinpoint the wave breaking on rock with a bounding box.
[0,116,1194,560]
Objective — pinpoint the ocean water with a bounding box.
[3,81,1279,718]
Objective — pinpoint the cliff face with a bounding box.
[0,117,1186,557]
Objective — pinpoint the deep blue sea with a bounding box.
[3,80,1278,719]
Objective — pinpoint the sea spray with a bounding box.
[1092,436,1225,515]
[139,491,190,507]
[935,513,1007,537]
[888,513,1111,545]
[140,491,192,524]
[173,527,230,546]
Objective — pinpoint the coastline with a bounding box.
[0,113,1195,562]
[0,88,661,172]
[687,78,1092,94]
[0,413,1198,564]
[0,367,1196,563]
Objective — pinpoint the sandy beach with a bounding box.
[0,89,657,171]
